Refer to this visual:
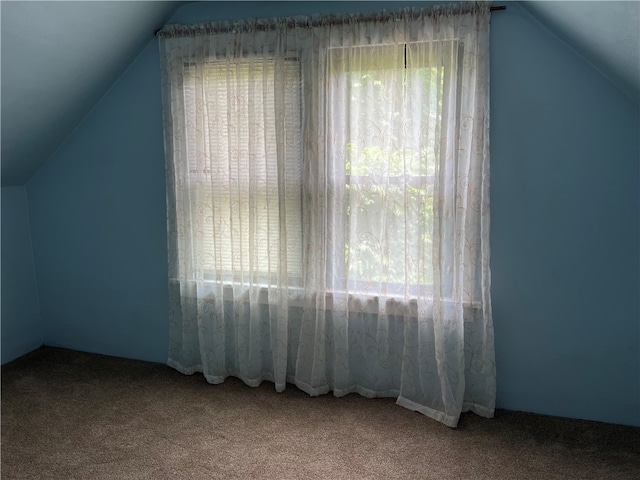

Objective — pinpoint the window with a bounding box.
[176,41,457,295]
[325,42,453,295]
[181,57,304,286]
[161,13,487,307]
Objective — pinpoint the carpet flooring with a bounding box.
[2,347,639,479]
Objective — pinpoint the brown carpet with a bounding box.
[1,347,639,479]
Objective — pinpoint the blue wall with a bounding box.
[27,42,169,363]
[1,187,42,363]
[490,5,639,426]
[26,2,639,425]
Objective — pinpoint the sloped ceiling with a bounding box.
[1,1,182,186]
[521,1,639,104]
[1,1,638,187]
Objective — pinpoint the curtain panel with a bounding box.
[159,2,495,428]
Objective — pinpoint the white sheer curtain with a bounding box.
[160,2,494,428]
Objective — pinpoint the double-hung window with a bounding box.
[180,56,304,287]
[325,41,455,298]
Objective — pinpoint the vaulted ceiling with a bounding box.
[522,1,639,104]
[1,1,638,187]
[1,1,182,186]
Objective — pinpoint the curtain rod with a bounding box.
[155,5,507,36]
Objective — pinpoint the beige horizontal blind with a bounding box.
[182,57,303,283]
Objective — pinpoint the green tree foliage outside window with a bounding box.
[342,60,444,289]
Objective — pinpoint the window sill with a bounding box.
[171,279,481,320]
